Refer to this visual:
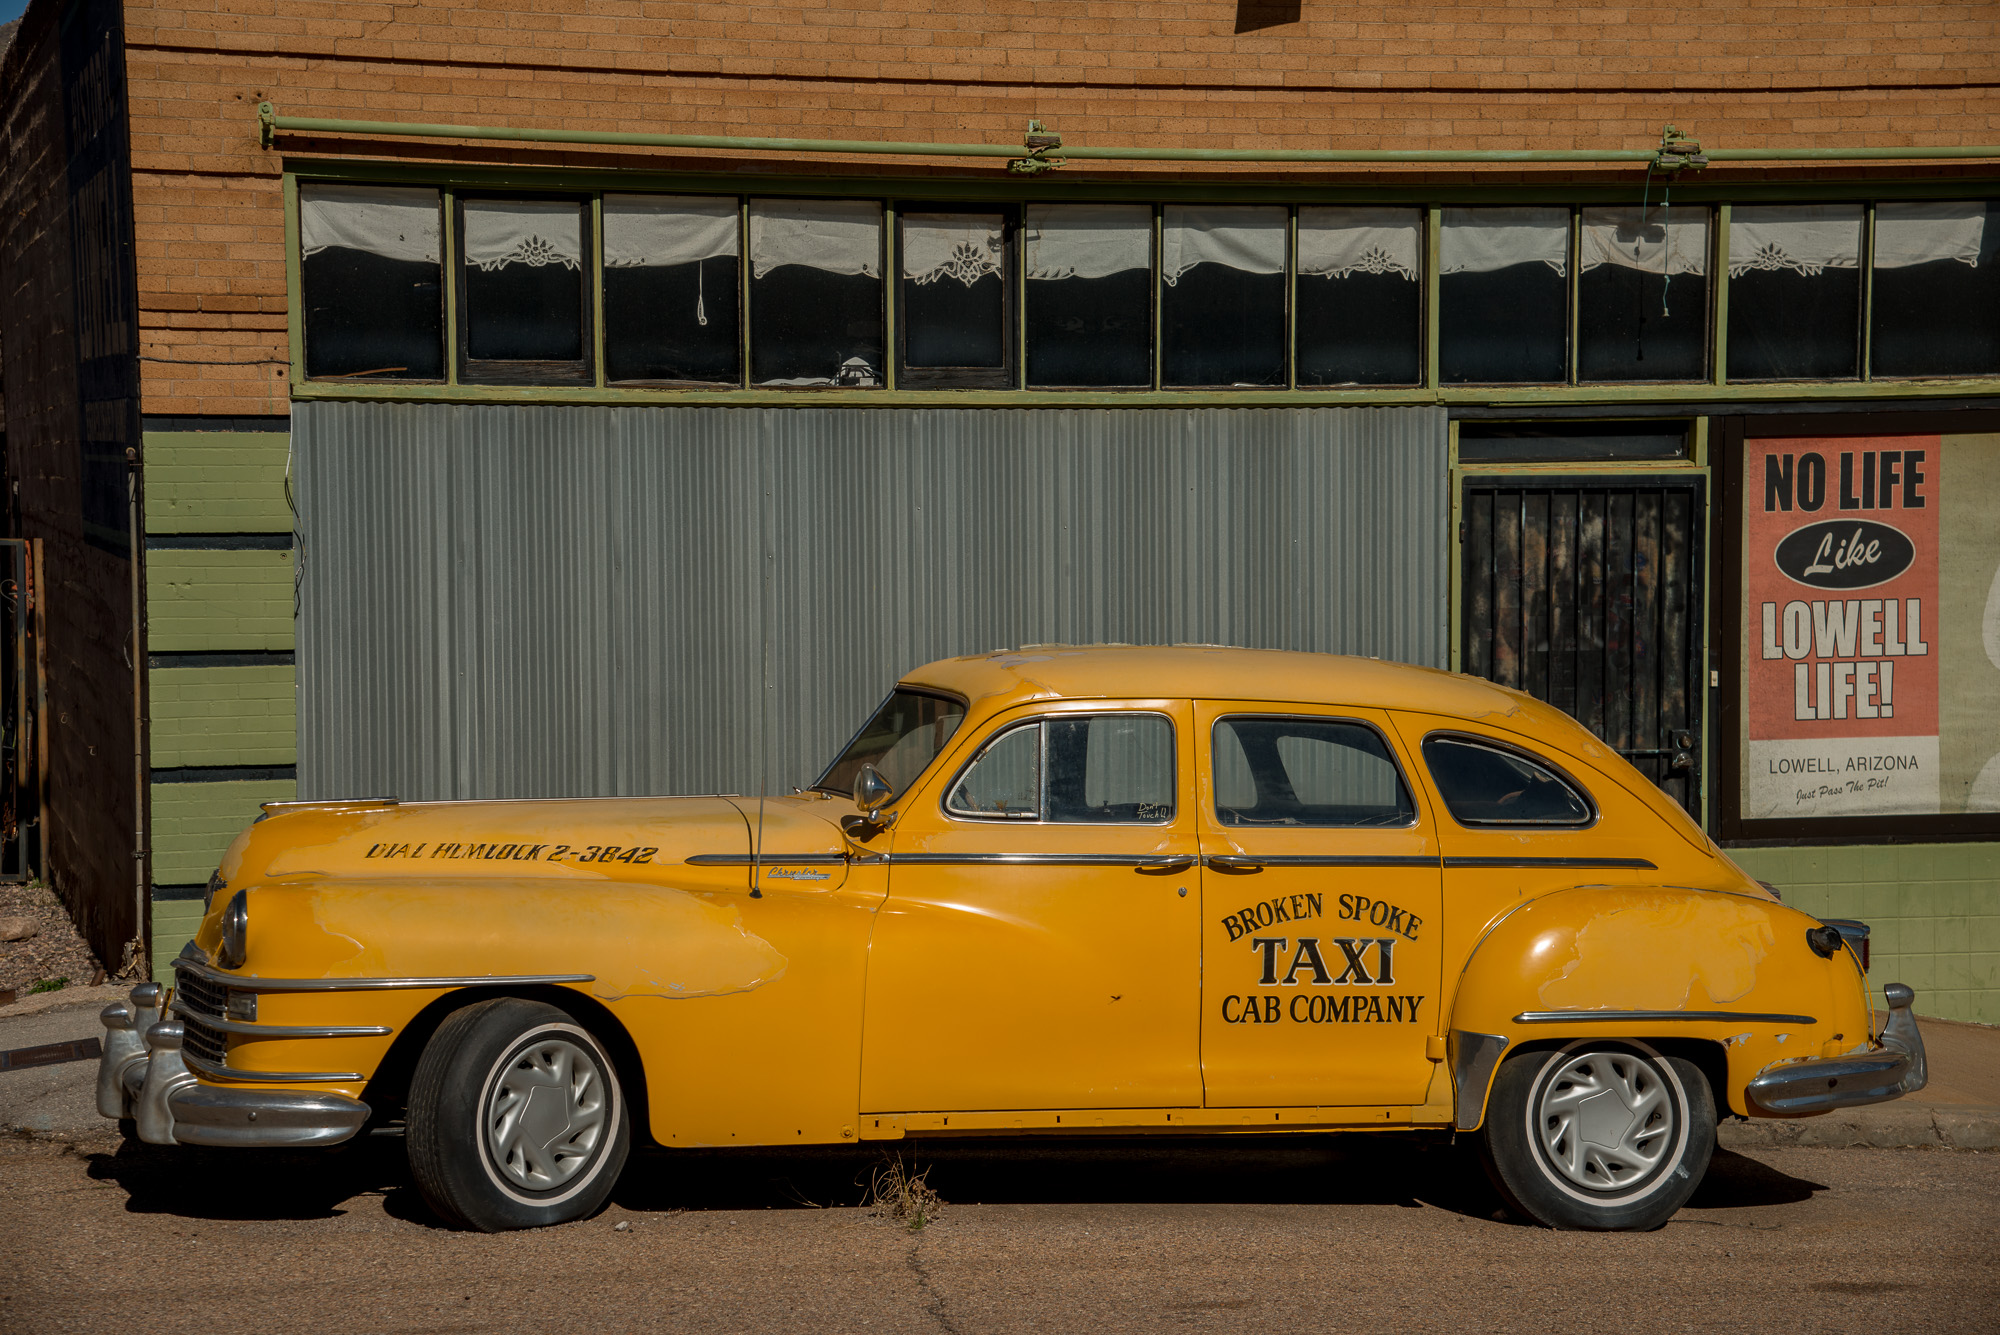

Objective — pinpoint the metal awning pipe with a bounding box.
[256,104,2000,168]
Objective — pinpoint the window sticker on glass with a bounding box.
[1421,735,1592,826]
[300,183,444,380]
[749,199,884,388]
[602,195,741,384]
[1213,717,1414,827]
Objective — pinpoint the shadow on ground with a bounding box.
[77,1129,1832,1229]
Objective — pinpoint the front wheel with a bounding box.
[406,997,631,1232]
[1479,1041,1714,1231]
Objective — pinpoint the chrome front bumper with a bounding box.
[1744,981,1929,1118]
[97,985,370,1148]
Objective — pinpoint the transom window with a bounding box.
[946,714,1175,824]
[295,185,2000,390]
[1212,716,1415,828]
[1421,734,1593,827]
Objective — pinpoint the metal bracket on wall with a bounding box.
[1007,121,1066,176]
[1654,125,1709,173]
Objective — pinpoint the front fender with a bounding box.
[1445,885,1872,1129]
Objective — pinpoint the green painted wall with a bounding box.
[1730,843,2000,1026]
[149,665,296,767]
[149,778,295,886]
[144,432,292,533]
[152,898,207,981]
[145,549,295,652]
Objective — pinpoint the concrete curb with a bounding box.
[0,984,128,1023]
[1720,1104,2000,1151]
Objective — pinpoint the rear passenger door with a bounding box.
[1195,702,1444,1108]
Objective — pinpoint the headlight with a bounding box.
[219,890,249,968]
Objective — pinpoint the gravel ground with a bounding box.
[2,1132,1994,1334]
[0,882,108,998]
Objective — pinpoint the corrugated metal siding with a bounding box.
[293,402,1446,800]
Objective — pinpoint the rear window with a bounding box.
[1421,734,1593,827]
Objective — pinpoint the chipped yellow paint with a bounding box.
[1535,891,1778,1010]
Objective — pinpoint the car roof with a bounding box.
[903,644,1594,747]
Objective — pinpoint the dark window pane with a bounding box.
[749,199,883,387]
[602,195,741,383]
[1162,205,1286,386]
[1213,717,1413,827]
[1457,421,1689,464]
[1870,200,2000,378]
[902,212,1005,370]
[1025,204,1152,387]
[1726,204,1861,380]
[1578,205,1709,382]
[1296,206,1422,385]
[1045,715,1174,824]
[299,184,443,380]
[1440,206,1569,384]
[462,198,584,363]
[1421,735,1592,826]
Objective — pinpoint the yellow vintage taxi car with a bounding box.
[97,647,1924,1232]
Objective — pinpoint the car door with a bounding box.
[1195,702,1444,1108]
[859,699,1202,1113]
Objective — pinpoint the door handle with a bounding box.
[1135,855,1198,874]
[1205,855,1265,873]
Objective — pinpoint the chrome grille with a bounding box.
[181,1015,227,1066]
[173,964,228,1020]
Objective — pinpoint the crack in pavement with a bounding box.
[906,1234,960,1334]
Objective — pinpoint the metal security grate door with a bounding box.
[1461,477,1705,815]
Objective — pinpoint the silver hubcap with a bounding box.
[483,1036,609,1193]
[1533,1049,1676,1193]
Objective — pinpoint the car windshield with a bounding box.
[815,690,967,800]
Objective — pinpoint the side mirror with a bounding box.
[852,764,894,814]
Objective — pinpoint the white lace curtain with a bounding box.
[1579,206,1708,276]
[1727,204,1861,278]
[1297,207,1420,281]
[462,199,582,272]
[1024,204,1151,280]
[1440,207,1568,276]
[1161,205,1285,286]
[749,200,881,280]
[1875,201,1988,269]
[300,184,440,264]
[903,213,1005,286]
[603,195,737,268]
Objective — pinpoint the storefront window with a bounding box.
[300,183,444,380]
[459,196,590,383]
[601,195,741,385]
[1439,206,1569,384]
[1161,205,1286,387]
[899,210,1011,387]
[1024,204,1153,388]
[1577,205,1709,382]
[1725,204,1862,381]
[1870,201,2000,379]
[749,199,884,387]
[1295,207,1421,386]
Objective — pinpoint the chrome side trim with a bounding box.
[686,853,847,866]
[1444,856,1657,870]
[1514,1009,1816,1025]
[174,958,594,993]
[169,999,392,1038]
[183,1051,363,1083]
[1448,1029,1510,1132]
[888,853,1178,867]
[1211,854,1438,868]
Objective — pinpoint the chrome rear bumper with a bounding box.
[1744,981,1928,1118]
[97,985,370,1148]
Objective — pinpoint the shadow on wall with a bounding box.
[1235,1,1301,34]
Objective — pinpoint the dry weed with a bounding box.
[867,1156,945,1231]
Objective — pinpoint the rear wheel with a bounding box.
[1479,1041,1713,1231]
[406,997,630,1232]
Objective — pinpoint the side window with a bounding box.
[1212,717,1414,827]
[1421,735,1593,827]
[946,714,1175,823]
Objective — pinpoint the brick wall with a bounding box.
[0,0,146,975]
[114,1,2000,415]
